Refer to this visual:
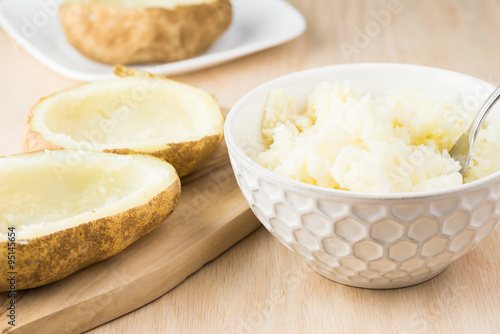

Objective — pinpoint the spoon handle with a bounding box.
[468,85,500,147]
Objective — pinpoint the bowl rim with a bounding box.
[225,62,500,200]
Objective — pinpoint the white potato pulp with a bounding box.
[29,76,224,153]
[0,150,178,241]
[64,0,216,8]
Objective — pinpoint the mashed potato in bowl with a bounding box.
[255,81,500,193]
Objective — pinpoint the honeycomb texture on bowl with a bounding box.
[230,152,500,289]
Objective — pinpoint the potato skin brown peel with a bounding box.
[22,112,60,152]
[106,134,223,177]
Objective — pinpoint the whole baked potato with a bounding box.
[59,0,232,64]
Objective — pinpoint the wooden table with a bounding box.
[1,0,500,333]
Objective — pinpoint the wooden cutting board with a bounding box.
[0,123,261,334]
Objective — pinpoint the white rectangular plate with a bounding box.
[0,0,306,81]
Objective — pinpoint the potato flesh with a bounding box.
[0,150,176,241]
[64,0,215,9]
[31,77,224,152]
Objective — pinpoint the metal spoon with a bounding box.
[449,85,500,176]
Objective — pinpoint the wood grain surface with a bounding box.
[0,112,261,334]
[1,0,500,333]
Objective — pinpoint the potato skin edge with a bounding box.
[23,120,223,177]
[22,111,61,152]
[106,133,224,177]
[0,175,181,291]
[58,0,232,64]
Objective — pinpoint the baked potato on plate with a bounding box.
[59,0,232,64]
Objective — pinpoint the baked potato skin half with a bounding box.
[58,0,232,64]
[22,66,225,177]
[0,175,181,291]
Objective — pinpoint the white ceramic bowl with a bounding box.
[225,63,500,289]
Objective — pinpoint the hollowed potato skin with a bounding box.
[0,174,181,291]
[22,66,225,177]
[58,0,232,64]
